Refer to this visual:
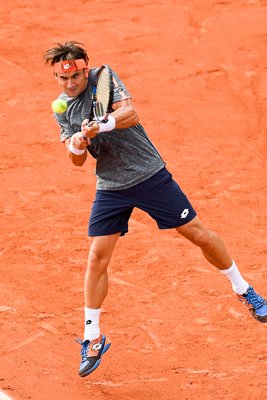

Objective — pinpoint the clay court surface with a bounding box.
[1,1,267,399]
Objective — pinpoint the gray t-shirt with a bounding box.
[54,67,165,190]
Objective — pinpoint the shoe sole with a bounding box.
[250,309,267,323]
[79,341,111,377]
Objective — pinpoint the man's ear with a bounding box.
[54,73,58,80]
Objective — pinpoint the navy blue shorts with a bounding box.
[88,168,197,236]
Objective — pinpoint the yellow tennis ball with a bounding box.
[51,99,68,114]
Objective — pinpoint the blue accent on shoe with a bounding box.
[238,286,267,323]
[76,335,111,377]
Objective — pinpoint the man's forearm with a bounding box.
[65,138,88,166]
[68,149,87,166]
[110,104,139,129]
[81,99,139,140]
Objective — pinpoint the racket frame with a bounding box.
[91,64,114,123]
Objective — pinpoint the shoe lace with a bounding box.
[75,338,89,362]
[245,288,264,309]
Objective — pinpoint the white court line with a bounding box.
[0,55,22,69]
[10,332,44,352]
[0,391,13,400]
[109,275,156,296]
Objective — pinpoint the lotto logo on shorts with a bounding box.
[180,209,189,219]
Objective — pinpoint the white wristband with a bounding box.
[97,115,116,133]
[68,142,86,155]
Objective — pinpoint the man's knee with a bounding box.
[190,229,215,248]
[87,233,120,272]
[176,216,218,248]
[87,248,110,275]
[88,248,109,264]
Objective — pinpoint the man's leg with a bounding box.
[78,232,121,377]
[85,233,121,309]
[176,216,267,322]
[175,216,232,270]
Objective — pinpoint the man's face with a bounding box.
[56,68,89,97]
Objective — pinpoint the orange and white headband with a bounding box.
[53,59,87,74]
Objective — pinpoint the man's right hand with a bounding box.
[65,133,88,166]
[69,132,89,150]
[81,119,99,139]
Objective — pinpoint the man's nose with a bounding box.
[67,79,75,88]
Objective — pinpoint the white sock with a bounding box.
[221,260,249,295]
[84,307,101,341]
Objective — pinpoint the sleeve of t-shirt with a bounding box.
[54,112,74,142]
[111,69,131,104]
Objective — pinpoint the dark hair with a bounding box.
[44,40,89,66]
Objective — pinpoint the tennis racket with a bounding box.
[90,64,114,123]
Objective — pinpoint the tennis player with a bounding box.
[44,41,267,377]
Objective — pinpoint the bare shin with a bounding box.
[84,233,120,309]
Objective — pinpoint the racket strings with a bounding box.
[95,69,112,118]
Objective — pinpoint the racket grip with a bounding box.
[81,134,92,145]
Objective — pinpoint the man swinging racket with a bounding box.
[44,40,267,378]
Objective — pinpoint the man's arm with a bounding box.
[64,135,88,167]
[81,98,139,139]
[111,98,139,128]
[66,98,139,166]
